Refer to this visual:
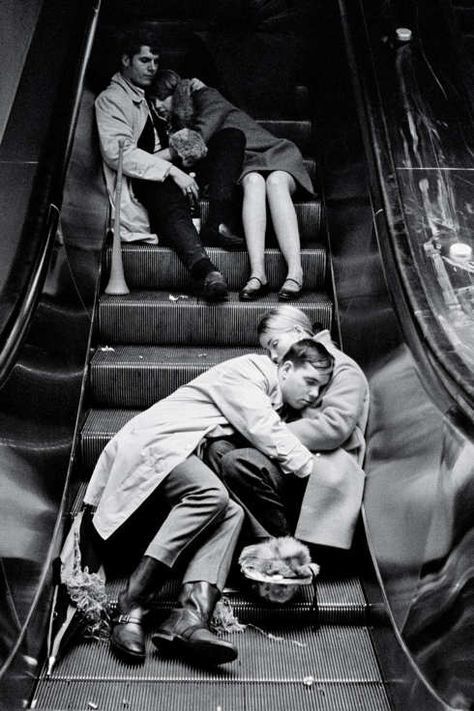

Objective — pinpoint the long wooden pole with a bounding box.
[105,139,129,295]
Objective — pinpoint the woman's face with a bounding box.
[152,95,173,118]
[259,325,307,363]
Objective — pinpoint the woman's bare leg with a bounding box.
[266,171,304,294]
[241,172,267,286]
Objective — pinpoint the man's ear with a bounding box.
[279,361,293,380]
[121,54,130,69]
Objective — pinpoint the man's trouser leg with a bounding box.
[220,447,307,540]
[131,177,215,279]
[199,127,245,229]
[145,455,243,586]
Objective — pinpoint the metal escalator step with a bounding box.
[34,678,390,711]
[35,625,389,710]
[102,574,367,626]
[195,199,321,241]
[257,119,312,151]
[39,625,382,682]
[90,345,254,408]
[98,291,333,346]
[113,243,326,291]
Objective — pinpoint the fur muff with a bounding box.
[169,128,208,168]
[239,536,315,580]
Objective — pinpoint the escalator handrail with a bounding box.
[339,0,474,423]
[0,0,102,390]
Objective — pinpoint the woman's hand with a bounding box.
[169,165,199,200]
[189,78,206,92]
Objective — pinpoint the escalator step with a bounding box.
[98,291,333,346]
[112,243,326,291]
[35,625,388,711]
[34,678,390,711]
[257,119,313,152]
[90,345,254,408]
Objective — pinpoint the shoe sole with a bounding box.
[151,632,238,665]
[110,637,146,664]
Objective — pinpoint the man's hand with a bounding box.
[169,165,199,201]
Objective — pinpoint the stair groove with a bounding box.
[113,243,326,291]
[98,291,333,346]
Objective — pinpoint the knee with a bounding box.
[242,172,265,190]
[265,171,291,190]
[204,481,230,516]
[218,127,245,149]
[220,447,265,485]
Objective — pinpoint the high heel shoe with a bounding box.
[277,277,303,301]
[239,277,270,301]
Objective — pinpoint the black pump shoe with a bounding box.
[239,277,270,301]
[277,277,303,301]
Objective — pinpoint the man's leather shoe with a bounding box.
[201,223,245,251]
[152,582,237,665]
[202,271,228,301]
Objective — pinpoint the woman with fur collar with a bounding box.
[149,70,314,302]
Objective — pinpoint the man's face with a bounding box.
[122,45,159,88]
[278,361,331,410]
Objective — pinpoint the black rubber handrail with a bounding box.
[339,0,474,423]
[0,0,101,391]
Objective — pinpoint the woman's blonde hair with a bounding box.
[257,305,315,338]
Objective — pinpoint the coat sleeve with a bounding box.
[191,88,234,143]
[95,92,172,182]
[204,361,314,478]
[288,364,368,451]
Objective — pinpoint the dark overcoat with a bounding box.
[191,87,314,197]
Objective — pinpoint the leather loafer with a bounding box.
[239,277,270,301]
[277,277,303,301]
[201,223,245,251]
[202,270,228,302]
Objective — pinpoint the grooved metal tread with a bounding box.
[97,291,333,346]
[34,625,390,710]
[34,678,390,711]
[111,244,327,291]
[89,346,256,407]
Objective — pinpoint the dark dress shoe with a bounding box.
[201,223,245,251]
[202,271,228,301]
[277,277,303,301]
[111,599,146,663]
[239,277,270,301]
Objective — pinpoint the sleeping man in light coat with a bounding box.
[82,339,334,667]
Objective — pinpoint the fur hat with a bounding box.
[169,128,208,168]
[239,536,319,605]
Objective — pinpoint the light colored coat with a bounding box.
[95,73,171,243]
[84,355,314,540]
[291,331,370,549]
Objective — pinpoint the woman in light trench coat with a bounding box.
[207,305,370,553]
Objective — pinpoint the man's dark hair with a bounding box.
[280,338,334,377]
[119,25,161,59]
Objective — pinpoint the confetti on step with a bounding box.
[303,676,315,686]
[99,346,115,352]
[168,293,189,302]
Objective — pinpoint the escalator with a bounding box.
[0,1,473,710]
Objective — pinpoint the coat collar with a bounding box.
[111,72,147,105]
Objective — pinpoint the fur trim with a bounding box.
[171,79,195,130]
[239,536,315,580]
[169,128,208,168]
